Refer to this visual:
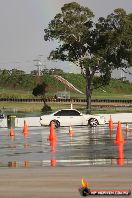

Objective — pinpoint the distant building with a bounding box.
[56,90,70,99]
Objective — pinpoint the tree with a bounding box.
[32,82,47,102]
[32,82,52,112]
[44,2,132,111]
[11,69,25,75]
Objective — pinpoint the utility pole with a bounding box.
[33,59,42,76]
[121,68,125,81]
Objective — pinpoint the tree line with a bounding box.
[0,68,63,90]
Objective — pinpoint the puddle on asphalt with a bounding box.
[0,124,132,168]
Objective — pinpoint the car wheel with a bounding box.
[88,118,98,127]
[50,120,60,128]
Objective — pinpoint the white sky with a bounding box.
[0,0,131,81]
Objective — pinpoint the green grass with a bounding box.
[1,101,132,115]
[0,73,132,101]
[0,102,84,113]
[0,72,131,116]
[0,102,43,112]
[0,88,33,98]
[62,73,86,93]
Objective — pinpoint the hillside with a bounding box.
[0,72,132,99]
[61,73,132,99]
[53,75,84,94]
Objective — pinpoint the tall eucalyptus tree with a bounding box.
[44,2,132,111]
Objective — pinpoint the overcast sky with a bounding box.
[0,0,131,80]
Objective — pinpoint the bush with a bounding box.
[41,104,52,113]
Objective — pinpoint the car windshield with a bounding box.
[54,110,80,116]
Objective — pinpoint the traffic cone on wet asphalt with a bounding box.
[24,160,29,168]
[50,140,56,152]
[117,143,124,166]
[114,121,126,144]
[51,159,57,167]
[8,161,16,168]
[69,126,74,136]
[23,120,28,135]
[24,132,28,138]
[109,115,114,130]
[49,121,56,141]
[9,127,15,137]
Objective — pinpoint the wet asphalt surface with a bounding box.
[0,123,132,168]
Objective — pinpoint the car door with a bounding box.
[54,110,71,126]
[68,110,83,126]
[53,109,83,126]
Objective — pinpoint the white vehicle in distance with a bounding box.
[40,109,106,128]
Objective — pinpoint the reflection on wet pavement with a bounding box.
[0,123,132,167]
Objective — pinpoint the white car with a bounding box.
[40,109,105,127]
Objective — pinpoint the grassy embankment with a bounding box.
[0,73,132,113]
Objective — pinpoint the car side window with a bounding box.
[54,110,81,116]
[69,110,80,116]
[61,110,81,116]
[54,111,62,116]
[60,110,69,116]
[54,110,68,116]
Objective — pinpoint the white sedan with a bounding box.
[40,109,106,127]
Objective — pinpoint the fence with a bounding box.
[0,97,132,104]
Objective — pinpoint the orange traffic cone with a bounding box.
[69,126,74,136]
[23,120,28,135]
[49,121,56,141]
[8,161,16,168]
[24,133,28,138]
[9,127,15,137]
[117,143,124,166]
[109,130,113,138]
[50,140,56,152]
[24,160,29,168]
[126,123,129,135]
[109,115,114,130]
[114,121,126,144]
[51,159,57,167]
